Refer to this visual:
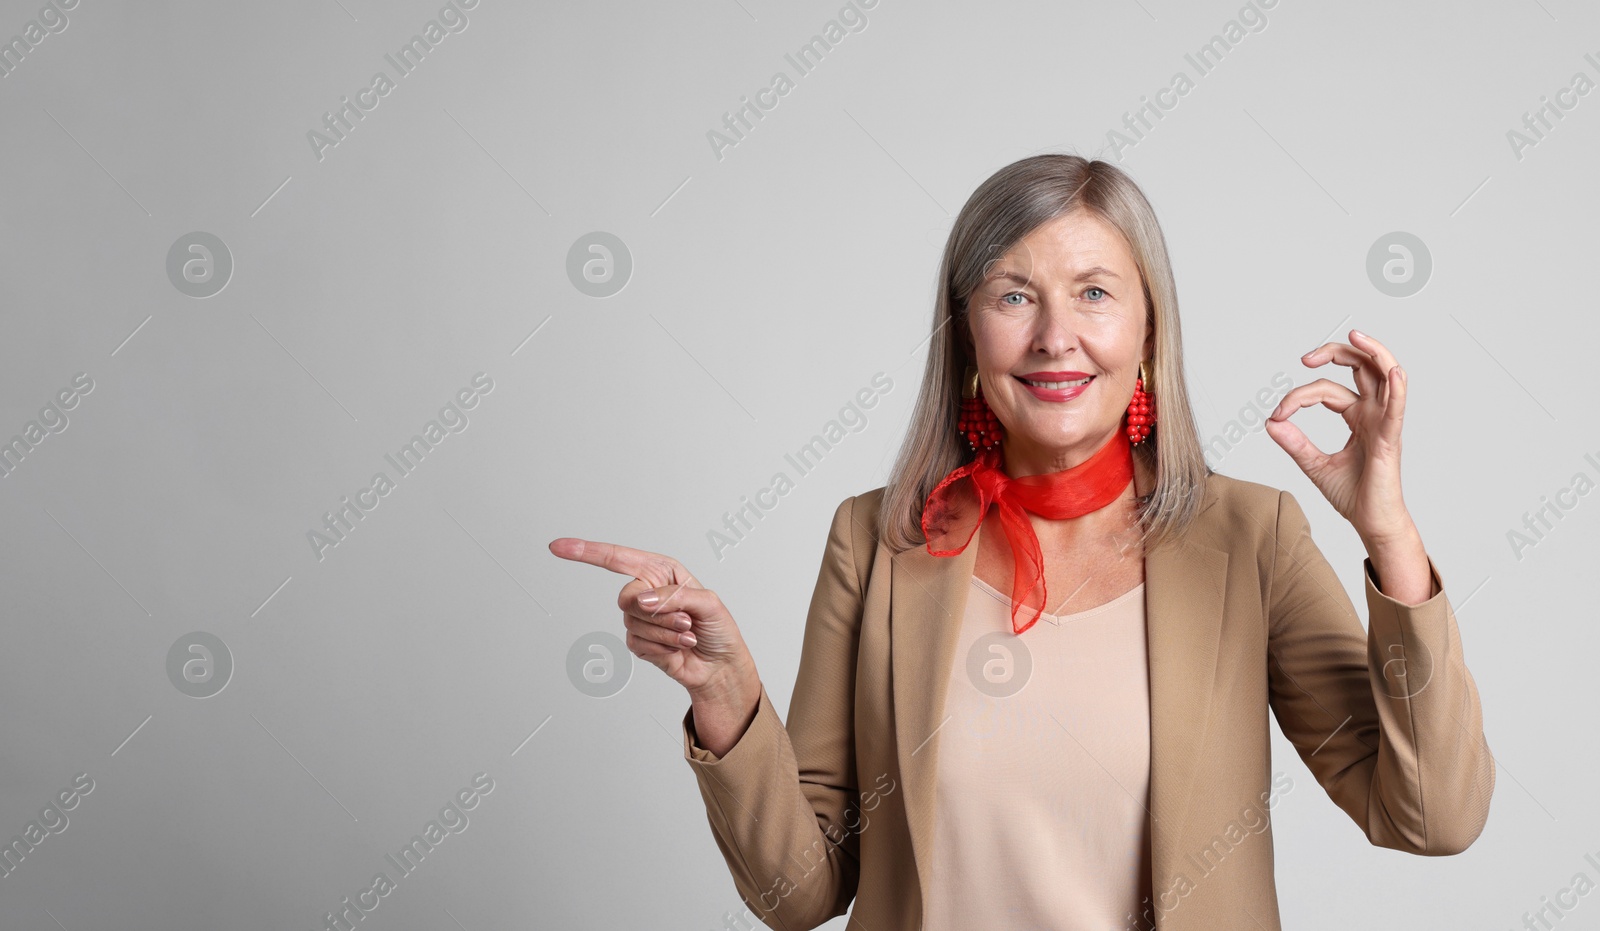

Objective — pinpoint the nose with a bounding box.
[1030,299,1079,358]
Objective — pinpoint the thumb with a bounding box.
[1263,416,1324,475]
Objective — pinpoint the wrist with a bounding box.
[1361,523,1434,605]
[689,654,759,705]
[1359,516,1421,552]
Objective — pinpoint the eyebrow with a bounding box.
[986,265,1122,285]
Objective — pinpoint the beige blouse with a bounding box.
[923,573,1153,931]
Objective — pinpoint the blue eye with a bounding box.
[1002,292,1025,305]
[1085,286,1107,301]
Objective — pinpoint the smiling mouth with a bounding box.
[1016,375,1093,389]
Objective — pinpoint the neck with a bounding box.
[1000,428,1122,478]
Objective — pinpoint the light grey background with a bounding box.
[0,0,1594,928]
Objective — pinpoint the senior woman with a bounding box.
[550,155,1494,931]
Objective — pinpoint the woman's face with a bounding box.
[964,209,1151,477]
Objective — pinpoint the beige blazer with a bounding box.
[679,455,1495,930]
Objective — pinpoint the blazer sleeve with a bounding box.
[1265,489,1495,856]
[678,494,865,930]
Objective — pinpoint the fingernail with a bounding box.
[638,592,659,607]
[680,633,697,646]
[675,616,692,631]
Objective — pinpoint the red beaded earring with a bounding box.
[1126,360,1156,445]
[958,365,1002,451]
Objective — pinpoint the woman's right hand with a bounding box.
[548,538,752,696]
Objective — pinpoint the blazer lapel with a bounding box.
[889,457,1227,917]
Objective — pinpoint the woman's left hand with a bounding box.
[1263,329,1417,544]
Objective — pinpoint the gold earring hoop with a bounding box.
[962,365,981,400]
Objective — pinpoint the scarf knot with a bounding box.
[921,430,1135,634]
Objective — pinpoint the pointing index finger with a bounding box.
[548,537,647,574]
[548,537,700,587]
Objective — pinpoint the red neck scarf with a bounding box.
[922,429,1135,635]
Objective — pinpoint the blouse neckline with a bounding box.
[968,574,1145,624]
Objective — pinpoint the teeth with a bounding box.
[1023,376,1091,389]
